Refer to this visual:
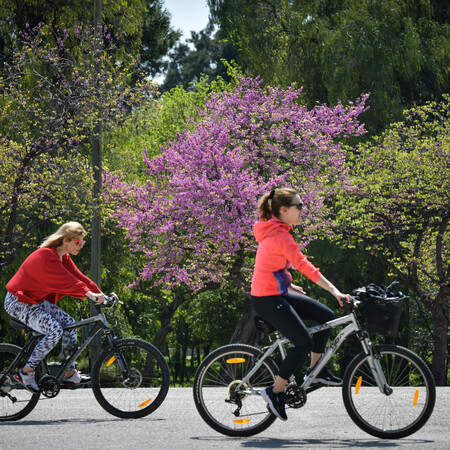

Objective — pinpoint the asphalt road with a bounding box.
[1,387,449,449]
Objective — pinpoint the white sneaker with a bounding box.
[63,369,90,385]
[14,369,40,394]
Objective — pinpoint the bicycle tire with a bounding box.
[193,343,278,437]
[0,343,40,421]
[342,344,436,439]
[91,338,169,418]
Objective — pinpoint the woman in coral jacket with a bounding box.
[4,221,105,393]
[251,188,352,421]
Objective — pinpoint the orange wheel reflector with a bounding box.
[106,356,116,367]
[139,398,153,408]
[355,376,362,395]
[233,418,251,424]
[226,358,246,364]
[413,389,419,407]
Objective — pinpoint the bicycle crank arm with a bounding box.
[1,391,17,403]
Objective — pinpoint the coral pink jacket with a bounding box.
[251,217,321,296]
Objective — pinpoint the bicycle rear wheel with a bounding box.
[91,338,169,418]
[193,344,278,437]
[0,343,40,421]
[342,344,436,439]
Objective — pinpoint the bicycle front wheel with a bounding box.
[0,343,40,421]
[342,344,436,439]
[91,338,169,418]
[193,344,278,437]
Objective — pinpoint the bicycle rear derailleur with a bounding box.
[285,384,307,409]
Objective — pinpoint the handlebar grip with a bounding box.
[90,292,122,308]
[342,298,353,314]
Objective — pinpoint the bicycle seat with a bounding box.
[254,315,277,334]
[10,317,29,331]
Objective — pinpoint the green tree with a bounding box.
[0,23,154,277]
[209,0,450,133]
[162,24,238,92]
[334,96,449,384]
[0,0,180,76]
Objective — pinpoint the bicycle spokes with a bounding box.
[0,344,40,421]
[193,345,278,437]
[343,345,435,439]
[91,338,169,419]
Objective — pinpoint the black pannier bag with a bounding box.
[353,283,405,336]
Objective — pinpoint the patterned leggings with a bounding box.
[4,292,77,370]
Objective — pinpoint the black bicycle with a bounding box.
[193,283,436,439]
[0,293,170,421]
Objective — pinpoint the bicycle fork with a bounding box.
[358,337,393,396]
[103,330,134,386]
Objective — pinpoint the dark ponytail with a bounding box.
[257,188,298,221]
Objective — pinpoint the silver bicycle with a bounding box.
[193,286,435,439]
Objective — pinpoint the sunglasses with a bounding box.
[287,202,304,210]
[72,238,86,248]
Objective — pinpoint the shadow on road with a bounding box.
[190,436,435,449]
[2,417,165,426]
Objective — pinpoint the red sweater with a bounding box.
[251,218,321,296]
[6,247,100,305]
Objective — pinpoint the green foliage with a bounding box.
[0,0,181,76]
[162,283,247,385]
[209,0,450,133]
[0,23,154,274]
[188,284,248,348]
[161,24,238,92]
[333,95,449,383]
[103,73,231,183]
[335,96,449,295]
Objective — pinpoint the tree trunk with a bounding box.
[229,298,255,344]
[149,282,219,349]
[152,309,177,349]
[431,287,449,386]
[179,327,189,385]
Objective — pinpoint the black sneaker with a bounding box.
[305,366,342,386]
[260,386,287,421]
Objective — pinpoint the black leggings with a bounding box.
[250,291,335,380]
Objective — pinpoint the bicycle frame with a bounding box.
[2,304,122,385]
[236,310,391,396]
[60,308,131,383]
[48,311,113,381]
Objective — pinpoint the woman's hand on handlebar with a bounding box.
[332,290,352,307]
[86,291,105,304]
[316,275,352,307]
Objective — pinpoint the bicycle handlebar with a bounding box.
[92,292,123,309]
[344,290,409,315]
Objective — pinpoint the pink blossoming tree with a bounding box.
[107,76,367,345]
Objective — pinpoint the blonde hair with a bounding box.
[257,188,299,221]
[40,222,87,248]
